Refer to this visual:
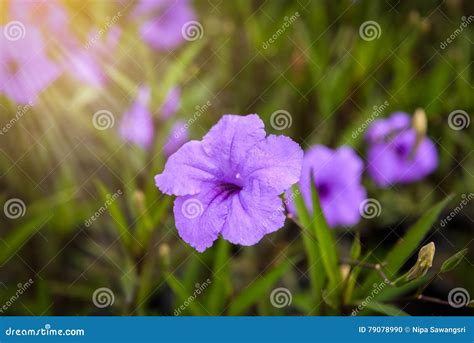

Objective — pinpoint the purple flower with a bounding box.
[0,26,61,104]
[119,86,154,149]
[366,112,438,187]
[155,114,303,252]
[10,0,69,34]
[161,87,181,119]
[133,0,195,51]
[67,27,122,87]
[164,120,189,156]
[287,145,367,228]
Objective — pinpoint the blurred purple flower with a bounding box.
[119,86,154,149]
[161,87,181,119]
[366,112,438,187]
[287,145,367,228]
[164,120,189,156]
[155,114,303,252]
[0,27,61,104]
[10,0,69,35]
[133,0,195,51]
[67,27,122,87]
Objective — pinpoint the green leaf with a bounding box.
[227,259,293,315]
[158,39,205,106]
[384,196,452,275]
[344,235,363,304]
[350,233,362,261]
[205,239,231,315]
[164,272,207,316]
[0,215,50,265]
[362,301,409,316]
[290,185,324,314]
[440,248,468,273]
[359,195,453,294]
[309,175,341,295]
[96,182,130,249]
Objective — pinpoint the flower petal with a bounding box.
[201,114,266,174]
[366,112,410,143]
[155,141,220,196]
[174,186,229,252]
[241,135,303,194]
[221,181,285,246]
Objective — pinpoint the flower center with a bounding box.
[316,182,331,199]
[394,143,409,158]
[219,182,243,199]
[7,60,20,76]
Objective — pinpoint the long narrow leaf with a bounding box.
[291,185,324,314]
[310,175,341,307]
[359,195,453,295]
[227,259,293,315]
